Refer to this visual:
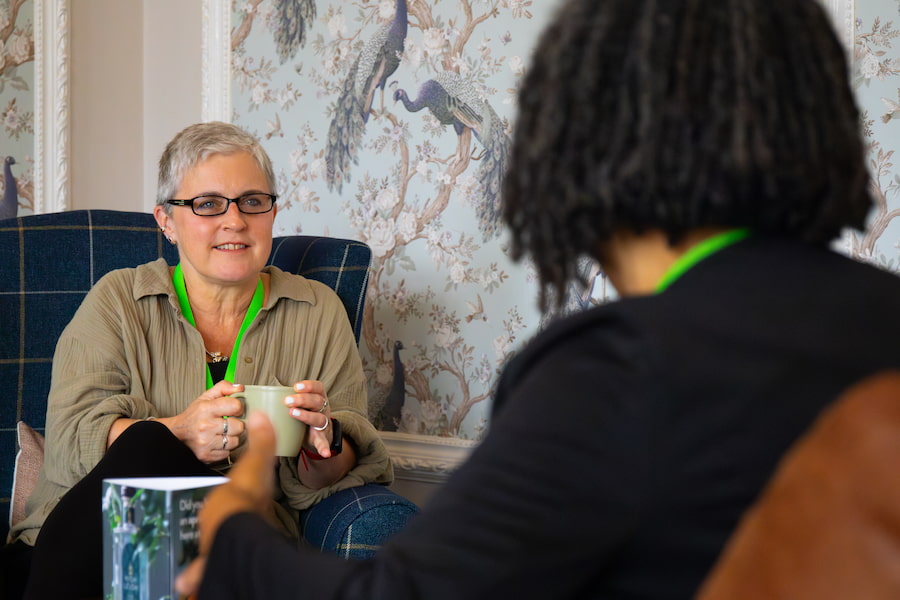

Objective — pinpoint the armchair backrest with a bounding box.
[0,209,371,539]
[266,234,371,342]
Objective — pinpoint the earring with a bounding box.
[160,225,175,245]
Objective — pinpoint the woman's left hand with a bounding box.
[285,380,335,457]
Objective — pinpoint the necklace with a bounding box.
[205,350,229,363]
[173,263,264,389]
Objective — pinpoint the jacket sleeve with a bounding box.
[199,513,362,600]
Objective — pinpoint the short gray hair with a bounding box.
[156,121,277,211]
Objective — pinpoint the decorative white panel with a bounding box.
[34,0,70,213]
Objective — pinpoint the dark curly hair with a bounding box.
[502,0,870,310]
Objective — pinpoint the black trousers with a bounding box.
[10,421,215,599]
[0,540,32,600]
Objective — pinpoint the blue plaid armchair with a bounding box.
[0,209,416,554]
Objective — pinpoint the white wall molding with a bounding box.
[381,432,476,484]
[821,0,855,51]
[34,0,70,213]
[202,0,231,122]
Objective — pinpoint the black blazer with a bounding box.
[202,237,900,600]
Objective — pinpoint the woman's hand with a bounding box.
[285,380,357,488]
[167,381,246,463]
[285,380,335,457]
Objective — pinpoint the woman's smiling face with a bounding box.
[162,151,277,289]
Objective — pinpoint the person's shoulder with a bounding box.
[91,258,171,302]
[491,298,662,420]
[829,247,900,285]
[667,236,900,301]
[503,298,657,382]
[264,265,341,308]
[711,236,899,278]
[66,259,169,325]
[531,297,656,351]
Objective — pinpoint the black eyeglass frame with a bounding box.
[166,193,277,216]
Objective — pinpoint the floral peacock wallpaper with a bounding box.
[0,0,34,218]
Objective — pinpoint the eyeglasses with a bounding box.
[166,193,277,216]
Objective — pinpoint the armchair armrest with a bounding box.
[300,483,418,558]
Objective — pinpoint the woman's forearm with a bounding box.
[295,437,357,488]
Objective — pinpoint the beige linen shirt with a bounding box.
[11,258,392,546]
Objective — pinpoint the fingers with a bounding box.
[282,380,333,456]
[306,417,335,457]
[285,380,330,426]
[218,415,245,438]
[210,381,244,417]
[173,382,247,463]
[185,382,244,423]
[198,381,241,407]
[287,380,327,410]
[191,382,244,421]
[174,556,205,597]
[210,379,243,396]
[287,406,331,431]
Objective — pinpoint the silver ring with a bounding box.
[313,417,330,431]
[318,399,329,414]
[223,417,229,435]
[222,434,228,450]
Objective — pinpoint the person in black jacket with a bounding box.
[177,1,900,598]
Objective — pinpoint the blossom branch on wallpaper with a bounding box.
[0,0,33,82]
[231,0,264,50]
[850,14,900,268]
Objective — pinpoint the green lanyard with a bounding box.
[172,263,264,389]
[655,228,751,293]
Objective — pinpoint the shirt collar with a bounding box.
[132,258,318,307]
[655,228,751,293]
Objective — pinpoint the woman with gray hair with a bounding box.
[4,121,391,599]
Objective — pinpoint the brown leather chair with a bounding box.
[697,371,900,599]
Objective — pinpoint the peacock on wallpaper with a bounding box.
[0,0,34,219]
[230,0,565,441]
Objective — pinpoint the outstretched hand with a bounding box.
[175,410,278,597]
